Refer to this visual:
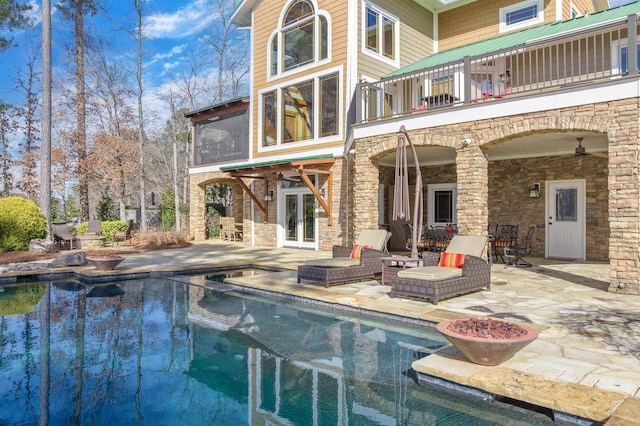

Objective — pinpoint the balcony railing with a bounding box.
[356,14,639,123]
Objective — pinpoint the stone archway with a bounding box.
[189,172,244,241]
[354,100,638,293]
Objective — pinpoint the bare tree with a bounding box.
[14,43,41,200]
[134,0,147,231]
[41,0,52,239]
[58,0,99,222]
[0,102,15,197]
[200,0,248,103]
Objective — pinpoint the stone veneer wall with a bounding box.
[488,155,609,260]
[354,99,638,294]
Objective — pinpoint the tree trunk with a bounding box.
[41,0,52,239]
[136,0,147,231]
[76,0,89,221]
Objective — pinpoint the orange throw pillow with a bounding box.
[438,252,466,268]
[350,244,372,259]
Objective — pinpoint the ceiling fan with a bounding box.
[551,137,607,162]
[276,172,301,182]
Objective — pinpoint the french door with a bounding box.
[282,191,316,249]
[546,179,586,259]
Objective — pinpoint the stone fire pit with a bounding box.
[436,318,538,366]
[86,255,125,271]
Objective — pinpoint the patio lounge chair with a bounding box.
[111,219,134,246]
[85,220,102,236]
[297,229,391,287]
[53,222,78,250]
[389,235,490,305]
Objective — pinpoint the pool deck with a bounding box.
[2,240,640,424]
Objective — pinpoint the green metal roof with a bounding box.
[385,1,640,78]
[219,154,334,171]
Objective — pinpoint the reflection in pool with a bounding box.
[0,277,558,425]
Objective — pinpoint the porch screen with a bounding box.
[194,109,249,166]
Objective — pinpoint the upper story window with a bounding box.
[260,69,340,148]
[363,3,398,65]
[611,38,640,76]
[269,0,329,77]
[500,0,543,33]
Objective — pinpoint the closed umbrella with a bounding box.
[393,126,423,259]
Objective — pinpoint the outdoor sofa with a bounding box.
[389,235,490,304]
[297,230,390,287]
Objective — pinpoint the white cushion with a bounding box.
[304,257,361,268]
[356,230,389,251]
[397,266,463,280]
[445,235,487,258]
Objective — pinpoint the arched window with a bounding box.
[269,0,329,76]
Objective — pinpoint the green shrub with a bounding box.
[0,196,47,252]
[76,220,129,240]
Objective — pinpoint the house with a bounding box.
[188,0,640,294]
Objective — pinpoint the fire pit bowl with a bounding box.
[436,318,539,366]
[86,255,125,271]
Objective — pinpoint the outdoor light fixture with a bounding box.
[529,183,540,198]
[264,190,274,201]
[462,138,471,147]
[319,188,326,197]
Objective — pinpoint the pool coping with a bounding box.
[2,262,639,424]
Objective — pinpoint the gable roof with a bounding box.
[385,1,640,78]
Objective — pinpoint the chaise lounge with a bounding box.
[389,235,490,304]
[297,229,391,287]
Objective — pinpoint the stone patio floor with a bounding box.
[2,240,640,424]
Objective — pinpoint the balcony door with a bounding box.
[546,180,585,259]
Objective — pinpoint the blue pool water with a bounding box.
[0,276,561,425]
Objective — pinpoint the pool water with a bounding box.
[0,277,559,425]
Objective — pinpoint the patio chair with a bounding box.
[111,220,134,246]
[504,226,536,267]
[53,222,78,250]
[85,220,102,236]
[389,235,490,305]
[492,224,518,263]
[297,229,391,287]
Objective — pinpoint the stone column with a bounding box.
[608,131,640,294]
[189,179,207,241]
[456,142,489,236]
[351,142,380,246]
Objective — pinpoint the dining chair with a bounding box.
[492,224,519,263]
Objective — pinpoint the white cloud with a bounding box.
[143,0,218,40]
[151,44,186,62]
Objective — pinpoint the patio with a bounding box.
[1,240,639,423]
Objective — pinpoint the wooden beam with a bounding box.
[298,170,332,226]
[234,177,269,223]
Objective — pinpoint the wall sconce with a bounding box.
[264,190,274,202]
[529,183,540,198]
[319,187,326,197]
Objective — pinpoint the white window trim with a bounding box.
[258,65,344,153]
[267,1,332,80]
[427,183,457,227]
[499,0,543,34]
[361,1,400,68]
[569,3,581,19]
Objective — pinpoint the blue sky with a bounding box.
[0,0,233,121]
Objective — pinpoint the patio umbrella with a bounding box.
[393,126,423,259]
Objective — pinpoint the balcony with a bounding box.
[355,13,639,124]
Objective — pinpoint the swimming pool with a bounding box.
[0,276,562,425]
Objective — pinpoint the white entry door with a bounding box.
[546,180,586,259]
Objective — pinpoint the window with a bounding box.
[428,184,457,226]
[620,44,640,74]
[363,3,398,64]
[269,0,329,76]
[500,0,543,33]
[260,71,340,147]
